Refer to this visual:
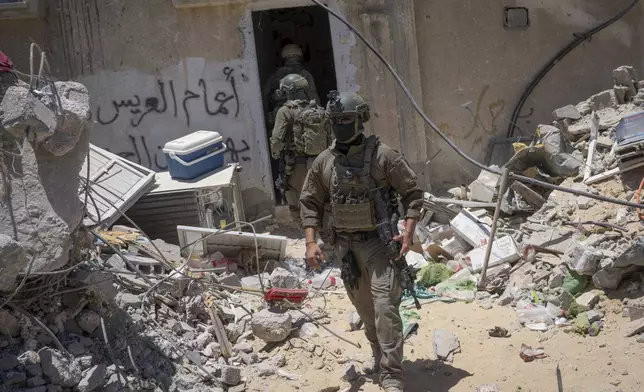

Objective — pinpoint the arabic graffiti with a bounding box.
[462,84,506,139]
[96,66,241,128]
[226,137,251,162]
[107,135,168,171]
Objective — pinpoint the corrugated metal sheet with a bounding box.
[177,225,287,261]
[123,191,201,245]
[79,145,155,227]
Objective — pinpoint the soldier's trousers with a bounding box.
[334,233,404,389]
[285,158,314,224]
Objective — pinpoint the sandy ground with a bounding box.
[243,238,644,392]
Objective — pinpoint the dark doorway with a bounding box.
[252,5,337,203]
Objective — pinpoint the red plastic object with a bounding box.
[263,288,309,304]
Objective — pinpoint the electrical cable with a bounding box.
[506,0,641,140]
[309,0,644,210]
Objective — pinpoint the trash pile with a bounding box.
[412,65,644,339]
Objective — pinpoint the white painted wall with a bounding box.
[80,57,274,206]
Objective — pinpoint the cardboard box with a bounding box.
[450,210,492,247]
[467,235,520,273]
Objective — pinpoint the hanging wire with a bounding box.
[309,0,644,210]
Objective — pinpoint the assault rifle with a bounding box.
[372,189,422,309]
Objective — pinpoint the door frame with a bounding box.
[239,0,357,203]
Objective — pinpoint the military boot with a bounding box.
[362,343,382,374]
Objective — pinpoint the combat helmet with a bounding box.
[279,74,309,100]
[326,91,370,143]
[281,44,303,60]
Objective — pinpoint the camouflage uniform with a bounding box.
[299,135,423,390]
[270,99,332,223]
[262,61,320,126]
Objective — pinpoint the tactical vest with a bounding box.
[329,135,380,233]
[286,100,330,157]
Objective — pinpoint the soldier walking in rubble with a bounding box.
[262,43,320,127]
[299,91,423,392]
[269,74,332,225]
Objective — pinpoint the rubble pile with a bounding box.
[0,74,90,290]
[414,65,644,340]
[0,222,345,391]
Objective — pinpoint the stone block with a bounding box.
[552,105,581,121]
[590,90,617,110]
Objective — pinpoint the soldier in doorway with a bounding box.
[299,91,423,392]
[262,43,320,127]
[269,73,332,225]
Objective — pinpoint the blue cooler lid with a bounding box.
[163,130,223,155]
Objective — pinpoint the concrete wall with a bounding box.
[1,0,643,209]
[415,0,643,188]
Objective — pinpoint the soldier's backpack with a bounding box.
[292,100,331,156]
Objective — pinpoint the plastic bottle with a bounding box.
[446,260,462,272]
[517,305,554,325]
[307,275,338,289]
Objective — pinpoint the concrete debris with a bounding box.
[76,310,100,334]
[40,348,82,387]
[0,78,89,290]
[348,311,363,331]
[0,308,21,337]
[220,365,242,385]
[77,364,107,392]
[576,290,601,309]
[476,384,501,392]
[251,309,292,342]
[553,104,581,121]
[433,329,460,362]
[342,364,359,382]
[0,235,27,291]
[626,298,644,321]
[563,242,603,276]
[270,267,301,289]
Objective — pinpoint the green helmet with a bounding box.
[326,91,370,143]
[279,74,309,100]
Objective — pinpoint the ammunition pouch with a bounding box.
[330,201,377,232]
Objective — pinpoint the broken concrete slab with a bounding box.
[40,348,82,387]
[40,81,91,156]
[250,309,292,343]
[0,131,88,286]
[592,265,637,290]
[0,235,27,291]
[77,364,106,392]
[553,105,581,121]
[626,297,644,321]
[613,238,644,268]
[590,90,618,110]
[433,329,460,362]
[576,290,601,309]
[623,318,644,337]
[0,84,57,140]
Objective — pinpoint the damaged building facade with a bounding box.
[1,0,643,218]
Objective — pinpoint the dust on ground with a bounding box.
[244,241,644,392]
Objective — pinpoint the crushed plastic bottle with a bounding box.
[307,274,338,289]
[517,305,554,325]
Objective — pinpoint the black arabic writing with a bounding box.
[108,135,168,171]
[96,66,241,128]
[226,137,251,162]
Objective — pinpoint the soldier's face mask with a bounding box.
[330,115,362,144]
